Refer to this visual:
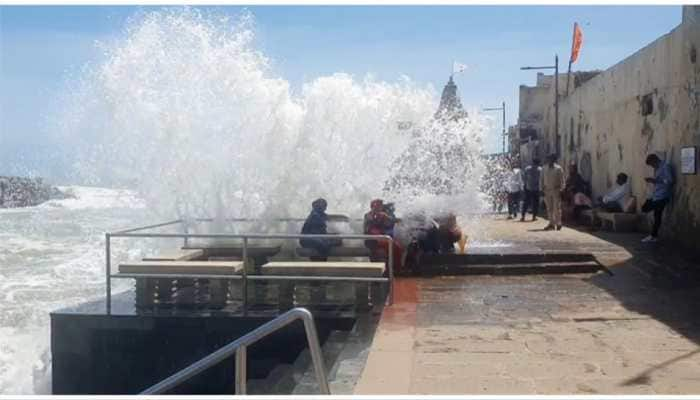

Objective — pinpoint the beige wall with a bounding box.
[538,7,700,248]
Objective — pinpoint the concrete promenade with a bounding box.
[354,216,700,394]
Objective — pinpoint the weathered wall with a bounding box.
[516,72,575,165]
[518,84,548,164]
[539,6,700,249]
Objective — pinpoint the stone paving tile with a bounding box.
[533,377,656,394]
[410,375,537,395]
[355,217,700,395]
[353,350,413,394]
[412,352,510,378]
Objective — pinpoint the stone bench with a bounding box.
[261,261,386,310]
[295,246,371,259]
[118,261,243,308]
[182,244,282,266]
[581,209,639,232]
[142,249,204,261]
[262,261,385,276]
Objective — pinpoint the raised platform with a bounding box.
[50,292,356,394]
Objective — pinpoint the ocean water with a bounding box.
[0,186,149,394]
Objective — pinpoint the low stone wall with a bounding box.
[0,176,71,208]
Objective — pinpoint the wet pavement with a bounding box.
[355,217,700,394]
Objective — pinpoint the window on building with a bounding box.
[641,94,654,116]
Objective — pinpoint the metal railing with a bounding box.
[105,219,395,314]
[140,307,330,395]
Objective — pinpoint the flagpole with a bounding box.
[566,59,573,96]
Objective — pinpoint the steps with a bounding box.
[419,252,608,276]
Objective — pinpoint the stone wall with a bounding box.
[539,6,700,249]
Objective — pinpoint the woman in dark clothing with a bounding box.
[300,198,341,261]
[363,199,403,273]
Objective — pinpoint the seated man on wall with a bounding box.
[596,173,631,212]
[300,198,342,261]
[562,162,593,222]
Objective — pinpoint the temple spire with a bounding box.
[434,75,467,120]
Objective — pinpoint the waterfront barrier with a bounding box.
[105,219,394,314]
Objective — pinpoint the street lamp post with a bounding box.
[520,54,559,154]
[483,101,507,154]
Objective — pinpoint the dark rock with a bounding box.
[0,176,73,208]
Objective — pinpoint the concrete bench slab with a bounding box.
[183,244,282,258]
[118,261,243,275]
[296,246,371,258]
[261,261,385,277]
[581,209,639,232]
[599,212,639,232]
[142,249,204,261]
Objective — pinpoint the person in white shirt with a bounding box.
[540,153,565,231]
[505,164,524,219]
[596,173,630,212]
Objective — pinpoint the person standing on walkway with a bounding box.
[641,154,674,243]
[541,153,565,231]
[505,163,524,219]
[520,158,542,222]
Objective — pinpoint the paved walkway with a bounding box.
[355,217,700,394]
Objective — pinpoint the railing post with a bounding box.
[235,346,247,395]
[105,233,112,315]
[387,236,394,306]
[183,220,189,248]
[301,311,330,395]
[242,237,248,316]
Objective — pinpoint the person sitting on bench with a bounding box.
[364,199,403,273]
[595,173,630,212]
[299,198,341,261]
[436,213,462,254]
[563,162,593,221]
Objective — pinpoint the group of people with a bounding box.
[299,198,463,274]
[504,154,567,229]
[502,152,674,242]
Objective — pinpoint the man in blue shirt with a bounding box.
[641,154,674,242]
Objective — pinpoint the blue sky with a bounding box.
[0,5,683,178]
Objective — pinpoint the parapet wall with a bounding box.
[541,6,700,251]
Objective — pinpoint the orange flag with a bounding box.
[570,22,583,63]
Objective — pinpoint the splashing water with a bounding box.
[57,8,491,226]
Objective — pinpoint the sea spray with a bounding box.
[57,8,491,228]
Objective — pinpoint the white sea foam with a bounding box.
[56,8,490,226]
[0,186,148,394]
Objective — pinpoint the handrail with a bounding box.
[140,307,330,395]
[111,219,183,235]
